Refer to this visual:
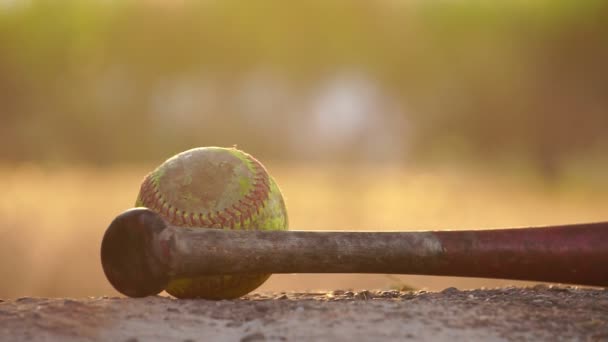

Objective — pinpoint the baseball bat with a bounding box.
[101,208,608,297]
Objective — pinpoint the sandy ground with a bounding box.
[1,286,607,342]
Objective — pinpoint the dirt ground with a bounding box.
[1,285,607,342]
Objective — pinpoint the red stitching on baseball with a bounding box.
[154,196,162,211]
[199,214,210,227]
[191,213,200,226]
[224,207,238,221]
[185,212,193,226]
[216,211,229,227]
[240,200,255,209]
[168,207,176,223]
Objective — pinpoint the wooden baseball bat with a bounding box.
[101,208,608,298]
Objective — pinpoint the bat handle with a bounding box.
[101,208,171,297]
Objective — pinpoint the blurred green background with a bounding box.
[0,0,607,298]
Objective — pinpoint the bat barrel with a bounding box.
[432,223,608,286]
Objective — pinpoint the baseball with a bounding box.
[135,147,289,299]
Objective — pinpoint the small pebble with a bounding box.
[379,290,400,298]
[441,287,459,295]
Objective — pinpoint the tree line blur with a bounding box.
[1,1,606,178]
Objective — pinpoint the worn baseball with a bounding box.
[135,147,289,299]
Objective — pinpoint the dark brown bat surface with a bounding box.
[101,208,608,297]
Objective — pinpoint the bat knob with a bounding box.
[101,207,170,297]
